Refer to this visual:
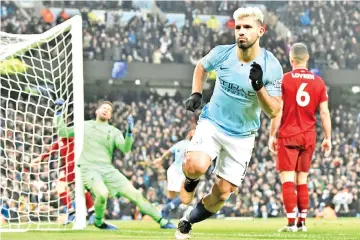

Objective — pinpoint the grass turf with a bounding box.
[1,218,360,240]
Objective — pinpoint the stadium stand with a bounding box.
[1,1,359,69]
[0,0,359,222]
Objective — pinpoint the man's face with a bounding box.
[234,17,264,50]
[96,103,112,121]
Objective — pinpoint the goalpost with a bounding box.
[0,15,86,231]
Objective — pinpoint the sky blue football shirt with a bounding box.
[169,139,190,172]
[200,44,283,137]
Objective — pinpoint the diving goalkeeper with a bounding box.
[55,99,175,230]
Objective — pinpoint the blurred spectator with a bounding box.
[2,1,358,69]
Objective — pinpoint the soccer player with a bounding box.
[175,7,283,239]
[32,137,95,225]
[55,100,175,230]
[153,130,195,219]
[268,43,331,232]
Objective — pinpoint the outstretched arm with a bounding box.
[115,115,134,153]
[32,141,59,165]
[56,115,75,138]
[153,149,172,165]
[115,132,133,154]
[54,98,74,138]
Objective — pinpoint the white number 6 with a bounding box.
[296,83,310,107]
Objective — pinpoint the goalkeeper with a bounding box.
[55,100,175,230]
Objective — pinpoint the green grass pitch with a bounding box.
[2,218,360,240]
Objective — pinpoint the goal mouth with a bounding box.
[0,15,86,231]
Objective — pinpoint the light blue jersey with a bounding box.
[201,44,283,137]
[169,139,190,172]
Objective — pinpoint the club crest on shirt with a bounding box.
[107,130,111,141]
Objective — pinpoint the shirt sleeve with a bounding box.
[114,128,133,154]
[264,58,283,97]
[169,142,179,154]
[201,46,226,72]
[40,141,59,160]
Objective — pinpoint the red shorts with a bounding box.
[276,131,316,172]
[59,164,75,182]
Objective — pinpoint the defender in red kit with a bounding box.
[32,137,94,224]
[268,43,332,232]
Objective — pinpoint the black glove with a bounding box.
[185,92,202,112]
[249,62,264,91]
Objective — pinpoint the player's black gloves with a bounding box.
[185,92,202,112]
[249,62,264,91]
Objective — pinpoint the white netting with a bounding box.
[0,16,85,231]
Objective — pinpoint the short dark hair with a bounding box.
[98,101,113,109]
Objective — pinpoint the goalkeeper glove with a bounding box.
[249,62,264,91]
[127,115,134,135]
[54,98,65,116]
[185,92,202,112]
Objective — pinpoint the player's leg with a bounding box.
[104,168,175,229]
[193,176,237,220]
[162,191,181,219]
[181,120,220,205]
[57,171,75,225]
[295,132,316,231]
[85,190,95,225]
[277,136,301,232]
[162,166,182,218]
[295,171,308,231]
[279,170,297,231]
[57,172,72,210]
[80,167,116,230]
[176,135,252,239]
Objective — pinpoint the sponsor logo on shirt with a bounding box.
[219,77,256,97]
[273,79,282,88]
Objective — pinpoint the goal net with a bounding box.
[0,15,86,231]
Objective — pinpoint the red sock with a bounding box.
[85,191,94,210]
[282,182,297,226]
[60,191,72,209]
[296,184,309,226]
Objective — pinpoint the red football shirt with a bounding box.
[41,137,75,166]
[278,68,328,138]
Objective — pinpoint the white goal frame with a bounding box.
[0,15,86,231]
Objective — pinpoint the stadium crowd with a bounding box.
[1,90,360,222]
[1,1,359,70]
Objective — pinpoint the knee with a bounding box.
[296,172,308,185]
[96,188,109,203]
[183,152,210,177]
